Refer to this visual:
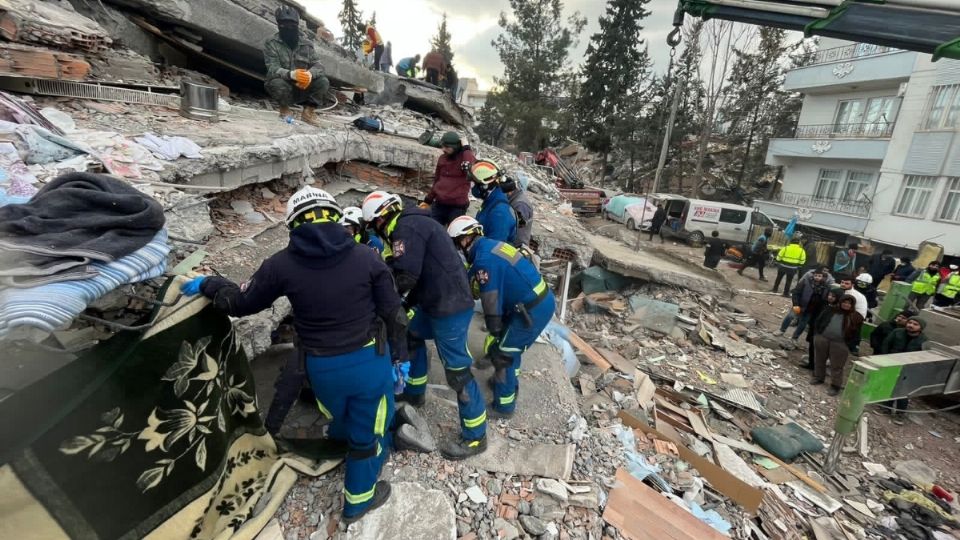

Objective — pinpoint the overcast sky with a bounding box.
[299,0,682,90]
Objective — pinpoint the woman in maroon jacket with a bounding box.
[424,132,476,226]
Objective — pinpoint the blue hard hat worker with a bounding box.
[470,160,518,245]
[362,190,488,460]
[447,216,556,419]
[180,186,426,524]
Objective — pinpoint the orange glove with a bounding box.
[418,202,430,209]
[792,306,801,315]
[292,69,312,90]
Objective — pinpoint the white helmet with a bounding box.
[340,206,363,228]
[856,273,873,285]
[361,190,402,222]
[285,186,341,227]
[447,215,484,238]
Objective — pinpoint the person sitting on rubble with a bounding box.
[933,264,960,307]
[422,132,476,226]
[499,174,534,250]
[396,54,421,78]
[447,216,556,420]
[702,231,727,270]
[180,186,433,524]
[772,236,807,296]
[341,206,384,255]
[422,49,447,86]
[263,6,330,126]
[470,160,518,245]
[811,293,864,396]
[737,227,772,281]
[879,316,928,418]
[777,267,828,342]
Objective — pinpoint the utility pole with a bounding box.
[652,74,686,195]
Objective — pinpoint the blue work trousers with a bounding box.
[493,292,556,414]
[305,344,394,518]
[405,308,486,440]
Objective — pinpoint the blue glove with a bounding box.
[181,276,207,296]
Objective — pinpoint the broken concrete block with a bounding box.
[628,295,679,334]
[567,487,600,509]
[341,482,456,540]
[518,515,547,536]
[535,478,568,503]
[493,518,519,540]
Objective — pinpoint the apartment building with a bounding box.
[756,38,960,254]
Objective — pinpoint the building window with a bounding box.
[895,175,938,217]
[814,169,842,200]
[939,177,960,222]
[832,97,897,136]
[923,85,960,130]
[842,171,873,202]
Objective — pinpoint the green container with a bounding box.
[878,281,912,322]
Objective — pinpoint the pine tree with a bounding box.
[368,11,377,27]
[431,12,454,64]
[338,0,365,52]
[575,0,652,163]
[483,0,586,151]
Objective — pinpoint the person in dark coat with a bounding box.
[423,132,476,226]
[880,316,928,416]
[869,310,914,352]
[811,294,864,395]
[703,231,727,269]
[868,249,896,285]
[893,256,915,282]
[738,227,772,281]
[800,285,840,369]
[648,204,666,243]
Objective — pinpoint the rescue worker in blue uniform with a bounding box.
[470,160,518,245]
[180,187,412,523]
[362,190,488,460]
[341,206,384,255]
[447,216,556,418]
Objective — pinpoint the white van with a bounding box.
[650,194,777,244]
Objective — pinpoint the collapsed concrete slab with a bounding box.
[588,234,733,298]
[339,482,456,540]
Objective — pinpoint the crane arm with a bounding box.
[675,0,960,61]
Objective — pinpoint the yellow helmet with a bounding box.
[468,160,502,186]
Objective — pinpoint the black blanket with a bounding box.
[0,172,165,287]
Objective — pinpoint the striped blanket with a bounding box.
[0,229,170,341]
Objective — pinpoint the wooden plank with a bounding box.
[567,331,612,371]
[603,468,728,540]
[634,369,656,410]
[619,411,765,515]
[686,409,714,442]
[597,347,636,374]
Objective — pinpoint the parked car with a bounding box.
[649,194,777,244]
[603,194,658,230]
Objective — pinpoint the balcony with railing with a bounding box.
[792,122,895,139]
[755,191,872,234]
[799,43,897,67]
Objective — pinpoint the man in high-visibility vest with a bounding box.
[934,264,960,307]
[772,237,807,297]
[907,261,941,309]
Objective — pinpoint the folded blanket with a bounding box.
[0,229,170,341]
[0,172,165,287]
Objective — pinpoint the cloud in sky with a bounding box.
[299,0,702,90]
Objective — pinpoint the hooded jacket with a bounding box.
[201,222,406,358]
[791,272,829,310]
[426,145,476,207]
[814,297,864,350]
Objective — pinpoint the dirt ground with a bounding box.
[582,216,960,487]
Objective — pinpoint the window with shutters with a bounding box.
[895,176,938,217]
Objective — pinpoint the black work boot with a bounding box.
[394,424,437,453]
[341,481,391,524]
[487,405,515,420]
[440,436,487,460]
[395,391,425,408]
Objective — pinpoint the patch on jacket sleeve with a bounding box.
[476,269,490,285]
[392,240,405,257]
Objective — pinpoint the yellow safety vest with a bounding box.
[943,274,960,298]
[911,271,940,295]
[776,244,806,266]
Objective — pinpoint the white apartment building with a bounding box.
[756,38,960,255]
[456,78,488,110]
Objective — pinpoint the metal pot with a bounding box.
[179,80,218,121]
